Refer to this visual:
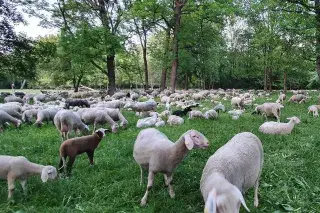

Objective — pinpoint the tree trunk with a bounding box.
[142,46,148,90]
[161,30,171,91]
[268,68,272,91]
[264,68,268,91]
[316,0,320,80]
[283,71,287,93]
[170,1,185,92]
[184,74,188,90]
[107,55,116,95]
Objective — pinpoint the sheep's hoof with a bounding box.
[140,199,147,207]
[169,191,175,199]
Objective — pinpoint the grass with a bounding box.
[0,92,319,213]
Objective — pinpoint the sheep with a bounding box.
[228,109,245,117]
[134,128,209,206]
[167,115,184,125]
[160,110,171,119]
[0,107,22,119]
[189,110,204,119]
[0,103,22,113]
[277,93,286,104]
[14,92,25,99]
[104,108,128,128]
[200,132,263,212]
[124,100,157,113]
[0,155,57,200]
[0,110,21,130]
[22,109,39,123]
[34,108,59,127]
[161,96,171,104]
[65,99,90,109]
[231,97,244,109]
[213,103,225,113]
[136,114,158,128]
[58,128,109,176]
[308,105,320,117]
[54,110,89,141]
[81,109,118,133]
[23,94,35,104]
[33,94,47,104]
[172,106,192,117]
[204,109,218,120]
[253,103,283,122]
[112,92,127,100]
[4,96,24,104]
[94,100,125,109]
[288,94,307,103]
[259,116,300,135]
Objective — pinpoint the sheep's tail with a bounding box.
[59,146,67,171]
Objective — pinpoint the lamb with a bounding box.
[204,109,218,119]
[189,110,204,119]
[4,96,24,104]
[58,128,109,176]
[253,102,283,122]
[172,106,192,116]
[54,110,89,141]
[308,105,320,117]
[81,108,118,133]
[22,109,39,123]
[134,128,209,206]
[34,108,59,127]
[167,115,184,125]
[200,132,263,212]
[65,99,90,109]
[0,110,21,130]
[136,114,158,128]
[259,116,300,135]
[231,97,244,109]
[124,100,157,113]
[0,155,57,200]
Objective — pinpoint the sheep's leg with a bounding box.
[58,158,63,172]
[139,165,143,186]
[7,177,15,200]
[20,179,27,196]
[66,157,75,176]
[86,151,94,165]
[140,171,154,207]
[164,174,168,186]
[254,178,260,207]
[166,173,175,198]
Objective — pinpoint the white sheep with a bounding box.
[277,93,286,104]
[136,114,158,128]
[34,108,59,127]
[160,110,171,119]
[201,132,263,212]
[231,97,244,109]
[134,128,209,206]
[0,155,57,200]
[167,115,184,125]
[259,116,300,135]
[80,109,118,133]
[213,103,225,113]
[0,110,21,130]
[124,100,157,113]
[22,109,39,123]
[308,105,320,117]
[204,109,218,120]
[189,110,204,119]
[254,103,283,122]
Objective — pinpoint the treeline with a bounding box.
[0,0,318,93]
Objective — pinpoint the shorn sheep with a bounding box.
[133,128,209,206]
[201,132,263,212]
[59,128,109,176]
[0,155,57,200]
[259,116,300,135]
[308,105,320,117]
[253,103,283,122]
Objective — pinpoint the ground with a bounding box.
[0,91,319,213]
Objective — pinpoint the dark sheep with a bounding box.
[172,106,192,116]
[14,92,25,99]
[65,99,90,109]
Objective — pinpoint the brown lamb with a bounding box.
[58,128,109,176]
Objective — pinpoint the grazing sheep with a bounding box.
[288,94,306,103]
[213,103,225,113]
[167,115,184,125]
[308,105,320,117]
[0,110,21,130]
[4,96,24,104]
[58,128,109,176]
[95,100,125,109]
[54,110,89,141]
[136,114,158,128]
[23,94,35,104]
[124,100,157,113]
[0,107,22,119]
[34,108,59,127]
[104,108,128,128]
[231,97,244,109]
[65,99,90,109]
[134,128,209,206]
[259,116,300,135]
[22,109,39,123]
[277,93,286,104]
[189,110,204,119]
[0,155,57,200]
[112,92,127,100]
[201,132,263,212]
[228,109,245,117]
[33,94,47,104]
[253,103,283,122]
[81,109,118,133]
[204,109,218,120]
[172,106,192,117]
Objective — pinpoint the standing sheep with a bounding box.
[0,110,21,130]
[22,109,39,123]
[134,128,209,206]
[204,109,218,120]
[189,110,204,119]
[253,103,283,122]
[0,155,57,200]
[34,108,59,127]
[201,132,263,212]
[308,105,320,117]
[259,116,300,135]
[231,97,244,109]
[81,109,118,133]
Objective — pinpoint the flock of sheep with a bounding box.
[0,88,316,212]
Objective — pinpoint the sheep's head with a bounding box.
[111,123,119,133]
[287,116,301,124]
[41,166,58,182]
[124,102,134,109]
[184,130,209,150]
[204,187,250,213]
[95,128,110,138]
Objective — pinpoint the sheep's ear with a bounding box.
[41,169,49,183]
[184,132,194,150]
[234,186,250,212]
[204,190,216,213]
[286,117,292,120]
